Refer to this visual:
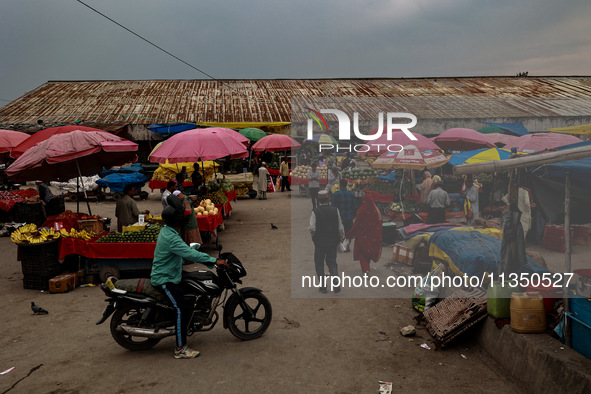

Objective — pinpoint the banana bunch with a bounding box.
[59,228,97,241]
[10,224,61,244]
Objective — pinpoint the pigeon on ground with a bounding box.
[31,302,48,315]
[271,223,278,230]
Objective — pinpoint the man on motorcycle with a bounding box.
[151,195,227,359]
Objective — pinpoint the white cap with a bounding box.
[172,190,182,196]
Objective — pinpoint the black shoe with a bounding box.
[259,198,263,200]
[333,286,341,294]
[319,287,327,293]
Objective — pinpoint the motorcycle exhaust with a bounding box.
[116,325,174,339]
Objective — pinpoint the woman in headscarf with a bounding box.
[346,196,382,274]
[418,171,433,203]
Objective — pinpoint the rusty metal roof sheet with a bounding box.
[1,77,591,131]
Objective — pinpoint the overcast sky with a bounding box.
[2,0,590,106]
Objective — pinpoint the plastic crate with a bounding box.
[542,225,574,252]
[14,203,45,226]
[21,259,61,276]
[23,272,60,290]
[17,240,59,262]
[569,295,591,360]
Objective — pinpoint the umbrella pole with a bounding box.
[564,173,572,348]
[76,177,80,214]
[76,160,92,215]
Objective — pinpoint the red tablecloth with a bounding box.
[0,199,23,212]
[59,237,157,260]
[223,189,237,202]
[215,201,232,216]
[267,168,280,176]
[149,179,193,191]
[290,177,327,185]
[196,211,223,234]
[364,190,395,203]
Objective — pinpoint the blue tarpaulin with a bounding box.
[482,122,529,136]
[99,163,144,178]
[379,171,397,182]
[96,172,148,194]
[148,123,196,135]
[429,230,547,277]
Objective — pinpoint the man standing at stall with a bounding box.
[426,181,450,224]
[161,181,177,210]
[309,190,345,293]
[257,162,270,200]
[280,157,291,192]
[115,185,150,232]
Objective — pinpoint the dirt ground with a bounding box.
[4,185,578,393]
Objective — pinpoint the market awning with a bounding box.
[482,122,529,136]
[547,124,591,135]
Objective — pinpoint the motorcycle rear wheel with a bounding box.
[110,304,162,351]
[226,292,272,340]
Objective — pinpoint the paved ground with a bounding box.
[2,186,570,393]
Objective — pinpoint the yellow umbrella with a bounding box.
[547,124,591,135]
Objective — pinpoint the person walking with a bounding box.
[331,179,356,234]
[346,196,382,274]
[280,157,291,192]
[309,190,345,293]
[257,162,270,200]
[426,182,450,224]
[308,162,320,209]
[115,185,150,232]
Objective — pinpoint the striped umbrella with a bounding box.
[448,148,525,166]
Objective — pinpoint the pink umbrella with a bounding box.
[433,128,496,151]
[11,125,109,158]
[205,127,250,146]
[483,133,519,147]
[371,145,449,170]
[0,129,30,154]
[7,130,137,182]
[7,131,138,215]
[251,134,301,152]
[503,132,582,152]
[361,129,440,155]
[149,128,248,163]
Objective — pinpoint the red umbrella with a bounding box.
[149,128,248,163]
[0,129,30,154]
[10,125,109,158]
[503,132,582,152]
[433,128,495,151]
[251,134,301,151]
[361,129,440,155]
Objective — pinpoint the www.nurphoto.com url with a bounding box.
[301,272,575,292]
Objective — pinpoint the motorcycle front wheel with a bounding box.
[226,292,272,340]
[110,304,162,351]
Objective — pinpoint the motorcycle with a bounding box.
[96,251,272,351]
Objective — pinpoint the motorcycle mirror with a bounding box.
[216,243,223,256]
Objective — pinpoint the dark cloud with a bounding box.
[1,0,590,105]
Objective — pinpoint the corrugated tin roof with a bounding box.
[1,77,591,131]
